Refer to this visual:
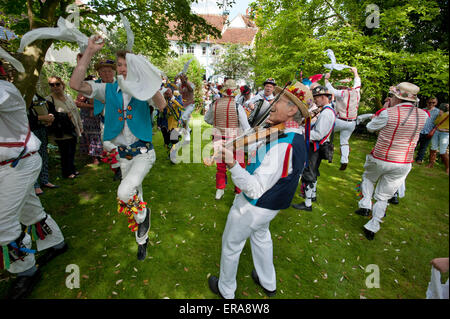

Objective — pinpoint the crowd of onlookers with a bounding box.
[28,74,105,196]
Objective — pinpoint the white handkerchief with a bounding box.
[117,54,162,101]
[0,47,24,73]
[18,17,89,53]
[323,49,350,71]
[120,13,134,52]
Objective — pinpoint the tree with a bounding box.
[249,0,449,112]
[212,43,254,84]
[0,0,221,107]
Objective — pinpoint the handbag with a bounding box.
[318,128,335,163]
[319,141,334,163]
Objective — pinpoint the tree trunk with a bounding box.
[15,40,53,108]
[14,0,61,107]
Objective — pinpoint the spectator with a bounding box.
[27,94,59,195]
[75,75,103,165]
[415,97,440,164]
[428,103,449,174]
[46,76,83,179]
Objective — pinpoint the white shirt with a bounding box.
[0,80,41,161]
[229,127,301,200]
[248,91,274,106]
[366,109,389,132]
[85,81,154,147]
[310,105,336,142]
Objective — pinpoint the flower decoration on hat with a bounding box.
[288,85,306,101]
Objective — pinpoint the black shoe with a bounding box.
[251,269,276,297]
[137,238,149,261]
[299,193,316,202]
[388,196,399,205]
[113,168,122,181]
[292,202,312,211]
[355,208,371,216]
[208,275,225,299]
[363,227,375,240]
[339,163,348,171]
[6,269,42,299]
[137,208,151,238]
[35,242,68,268]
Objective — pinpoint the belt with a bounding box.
[0,151,38,167]
[338,118,357,122]
[118,140,153,160]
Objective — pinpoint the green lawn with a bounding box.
[1,112,448,299]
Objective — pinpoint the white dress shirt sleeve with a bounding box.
[310,108,335,141]
[83,81,107,102]
[204,101,215,125]
[0,81,25,113]
[237,104,251,131]
[366,109,388,132]
[353,76,361,89]
[325,81,342,96]
[229,142,291,199]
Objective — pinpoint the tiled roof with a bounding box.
[167,14,227,41]
[213,27,257,45]
[241,15,256,28]
[167,14,257,45]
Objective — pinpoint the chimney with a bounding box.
[246,8,249,16]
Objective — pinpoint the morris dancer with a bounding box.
[70,36,165,260]
[292,86,336,211]
[175,73,195,145]
[204,79,250,200]
[355,82,429,240]
[324,67,361,170]
[208,82,310,299]
[159,82,186,163]
[90,59,123,181]
[235,85,252,116]
[0,51,67,299]
[247,78,276,126]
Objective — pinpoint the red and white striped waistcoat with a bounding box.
[334,87,360,120]
[372,104,428,163]
[213,96,239,138]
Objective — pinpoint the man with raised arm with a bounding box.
[324,67,361,171]
[70,36,166,260]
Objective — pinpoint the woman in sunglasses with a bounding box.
[46,76,83,179]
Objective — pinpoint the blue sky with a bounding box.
[192,0,252,19]
[228,0,252,19]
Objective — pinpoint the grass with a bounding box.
[0,112,448,299]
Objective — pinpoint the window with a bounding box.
[212,47,220,56]
[178,45,184,55]
[187,46,195,54]
[202,46,207,55]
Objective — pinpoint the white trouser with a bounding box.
[358,154,412,233]
[181,103,194,143]
[218,194,279,299]
[169,128,189,164]
[334,118,356,164]
[0,153,64,273]
[117,149,156,245]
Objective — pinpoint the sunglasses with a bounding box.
[49,82,61,87]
